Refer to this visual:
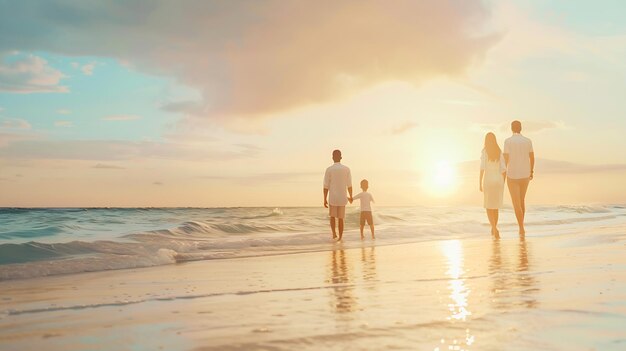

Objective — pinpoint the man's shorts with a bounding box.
[329,205,346,219]
[507,177,530,191]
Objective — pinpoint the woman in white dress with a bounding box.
[479,132,507,238]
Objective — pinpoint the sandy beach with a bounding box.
[2,224,625,351]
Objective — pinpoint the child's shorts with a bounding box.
[360,211,373,224]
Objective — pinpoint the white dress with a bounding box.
[481,150,506,209]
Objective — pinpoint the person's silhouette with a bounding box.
[503,121,535,235]
[480,132,507,237]
[323,150,353,240]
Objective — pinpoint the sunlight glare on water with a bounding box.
[440,239,474,351]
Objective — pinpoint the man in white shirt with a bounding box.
[323,150,353,240]
[503,120,535,236]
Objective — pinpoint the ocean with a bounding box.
[1,205,625,281]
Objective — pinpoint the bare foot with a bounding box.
[371,235,375,240]
[519,227,525,235]
[360,235,364,240]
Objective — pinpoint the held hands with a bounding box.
[325,197,353,207]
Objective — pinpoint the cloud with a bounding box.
[71,62,96,75]
[160,100,205,115]
[233,143,263,157]
[438,99,482,106]
[0,139,261,161]
[0,1,498,120]
[1,118,31,130]
[92,163,125,170]
[515,121,567,133]
[536,159,626,175]
[563,71,589,82]
[54,120,73,127]
[0,132,36,147]
[456,158,626,176]
[474,120,566,134]
[199,171,320,185]
[81,62,96,76]
[56,108,71,115]
[101,114,142,121]
[0,53,68,93]
[390,121,418,135]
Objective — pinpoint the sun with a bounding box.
[421,160,460,197]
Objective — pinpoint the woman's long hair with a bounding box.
[483,132,501,162]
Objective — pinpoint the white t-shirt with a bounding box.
[352,191,374,212]
[323,163,352,206]
[503,134,534,179]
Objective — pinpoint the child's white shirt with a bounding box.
[353,191,374,211]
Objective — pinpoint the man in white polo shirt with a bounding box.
[504,120,535,236]
[323,149,353,240]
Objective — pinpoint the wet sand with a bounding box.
[1,228,626,351]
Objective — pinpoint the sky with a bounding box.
[1,0,625,207]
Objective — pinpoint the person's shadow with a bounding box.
[489,238,538,310]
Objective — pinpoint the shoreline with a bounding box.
[2,205,623,282]
[2,227,625,350]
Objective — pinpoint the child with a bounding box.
[351,179,375,239]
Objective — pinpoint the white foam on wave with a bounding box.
[1,205,624,281]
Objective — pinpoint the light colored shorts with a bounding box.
[507,177,531,195]
[360,211,373,225]
[329,205,346,219]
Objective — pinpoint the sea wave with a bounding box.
[1,205,625,281]
[0,223,483,280]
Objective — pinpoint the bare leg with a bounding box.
[369,224,375,239]
[330,217,337,239]
[359,216,365,239]
[518,179,530,238]
[494,209,500,237]
[486,209,496,234]
[519,179,530,218]
[507,179,525,235]
[338,218,344,240]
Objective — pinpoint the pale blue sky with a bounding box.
[0,53,192,142]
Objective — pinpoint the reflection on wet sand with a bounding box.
[489,239,508,310]
[327,246,379,317]
[439,240,475,351]
[517,238,539,309]
[360,246,377,290]
[328,248,356,314]
[442,240,471,321]
[489,238,538,309]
